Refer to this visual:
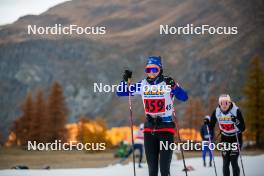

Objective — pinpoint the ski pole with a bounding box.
[235,130,246,176]
[230,112,246,176]
[206,125,218,176]
[127,78,136,176]
[172,110,188,176]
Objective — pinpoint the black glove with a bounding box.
[231,115,239,124]
[146,114,162,125]
[123,70,132,82]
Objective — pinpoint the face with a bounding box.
[219,100,231,112]
[145,64,160,78]
[204,119,209,124]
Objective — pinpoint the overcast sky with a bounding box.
[0,0,69,25]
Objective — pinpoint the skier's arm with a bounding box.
[200,126,205,140]
[233,109,245,132]
[166,77,188,101]
[116,70,141,96]
[116,81,141,96]
[209,110,217,131]
[171,85,188,101]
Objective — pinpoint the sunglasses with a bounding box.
[145,67,160,73]
[220,101,230,106]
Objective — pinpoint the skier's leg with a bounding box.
[208,146,213,164]
[202,145,207,166]
[159,132,174,176]
[222,150,231,176]
[230,150,240,176]
[138,144,143,166]
[133,144,143,167]
[144,132,159,176]
[208,147,213,167]
[125,146,133,158]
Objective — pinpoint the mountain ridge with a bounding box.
[0,0,263,142]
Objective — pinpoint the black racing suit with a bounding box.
[144,131,174,176]
[209,103,245,176]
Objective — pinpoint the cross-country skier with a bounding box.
[207,94,245,176]
[117,56,188,176]
[115,141,128,158]
[200,115,214,167]
[122,123,144,168]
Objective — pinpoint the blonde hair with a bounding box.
[218,94,231,104]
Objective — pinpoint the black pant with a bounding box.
[222,150,240,176]
[221,133,243,176]
[144,131,174,176]
[125,143,143,166]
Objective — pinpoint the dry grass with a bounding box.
[0,148,119,169]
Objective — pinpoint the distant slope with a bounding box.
[0,0,263,142]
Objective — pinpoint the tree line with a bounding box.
[13,81,68,146]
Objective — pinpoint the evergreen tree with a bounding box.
[48,81,68,142]
[15,92,34,146]
[243,55,264,147]
[12,82,69,146]
[33,90,48,143]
